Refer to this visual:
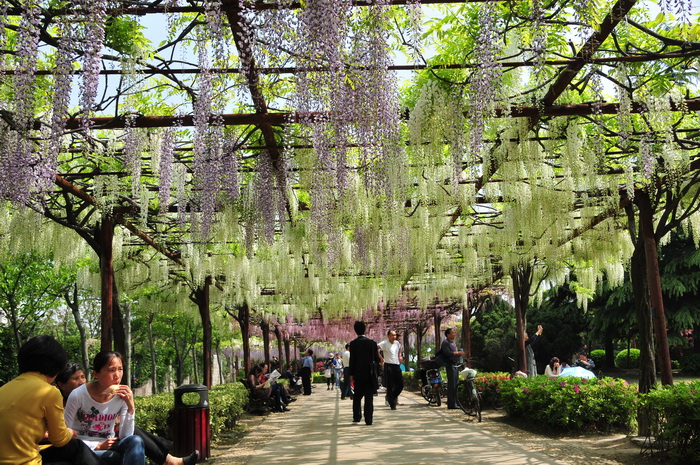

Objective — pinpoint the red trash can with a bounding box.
[171,384,210,461]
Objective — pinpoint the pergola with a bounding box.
[1,0,699,387]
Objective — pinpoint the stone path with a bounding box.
[208,385,568,465]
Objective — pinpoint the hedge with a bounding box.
[641,380,700,463]
[498,375,638,432]
[135,382,248,443]
[615,348,641,369]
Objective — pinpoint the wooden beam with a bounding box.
[40,98,700,130]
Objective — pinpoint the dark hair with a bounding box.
[354,321,366,335]
[549,357,560,370]
[18,335,68,377]
[56,362,85,384]
[387,329,396,336]
[444,328,454,337]
[92,351,122,373]
[345,343,350,349]
[249,364,263,377]
[307,349,314,356]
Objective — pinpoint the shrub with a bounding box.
[472,372,510,408]
[641,380,700,463]
[135,382,248,443]
[589,350,605,365]
[680,353,700,374]
[135,392,173,438]
[615,348,641,368]
[498,376,637,432]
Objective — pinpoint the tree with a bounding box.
[0,252,73,357]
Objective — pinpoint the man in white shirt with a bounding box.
[341,344,352,400]
[378,330,403,410]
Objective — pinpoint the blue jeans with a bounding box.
[334,368,342,387]
[95,435,145,465]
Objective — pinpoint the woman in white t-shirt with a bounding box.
[544,357,561,378]
[64,351,145,465]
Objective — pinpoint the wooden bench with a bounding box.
[240,379,275,414]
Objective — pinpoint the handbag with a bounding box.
[324,368,332,378]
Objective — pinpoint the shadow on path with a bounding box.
[223,386,568,465]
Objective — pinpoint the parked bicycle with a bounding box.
[455,363,482,421]
[419,357,443,406]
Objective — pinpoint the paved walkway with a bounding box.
[212,385,568,465]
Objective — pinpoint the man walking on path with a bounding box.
[340,344,352,400]
[300,349,314,395]
[349,321,379,425]
[378,329,403,409]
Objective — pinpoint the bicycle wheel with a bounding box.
[492,393,503,410]
[456,381,472,415]
[421,384,431,402]
[473,388,482,422]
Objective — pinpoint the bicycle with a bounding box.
[455,363,482,422]
[419,357,443,406]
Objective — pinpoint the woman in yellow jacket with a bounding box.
[0,335,103,465]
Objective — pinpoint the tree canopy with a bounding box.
[0,0,699,361]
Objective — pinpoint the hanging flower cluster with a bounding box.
[158,129,175,214]
[405,0,423,63]
[76,0,107,133]
[659,0,694,24]
[1,0,40,203]
[0,0,7,76]
[468,1,502,160]
[48,14,76,170]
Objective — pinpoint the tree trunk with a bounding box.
[284,337,291,372]
[274,326,284,368]
[192,328,199,385]
[123,302,131,388]
[65,283,90,373]
[415,324,423,369]
[172,325,185,385]
[511,264,532,374]
[403,331,410,371]
[636,191,673,386]
[100,219,114,352]
[604,327,615,369]
[261,320,270,367]
[190,277,213,388]
[434,310,441,354]
[463,303,472,367]
[231,302,251,376]
[215,338,224,385]
[147,312,157,395]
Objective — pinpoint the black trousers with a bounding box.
[41,438,105,465]
[445,364,458,409]
[383,363,404,407]
[300,366,312,395]
[341,367,353,398]
[135,425,173,464]
[352,380,375,425]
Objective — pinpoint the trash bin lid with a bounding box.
[174,384,209,408]
[174,384,208,394]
